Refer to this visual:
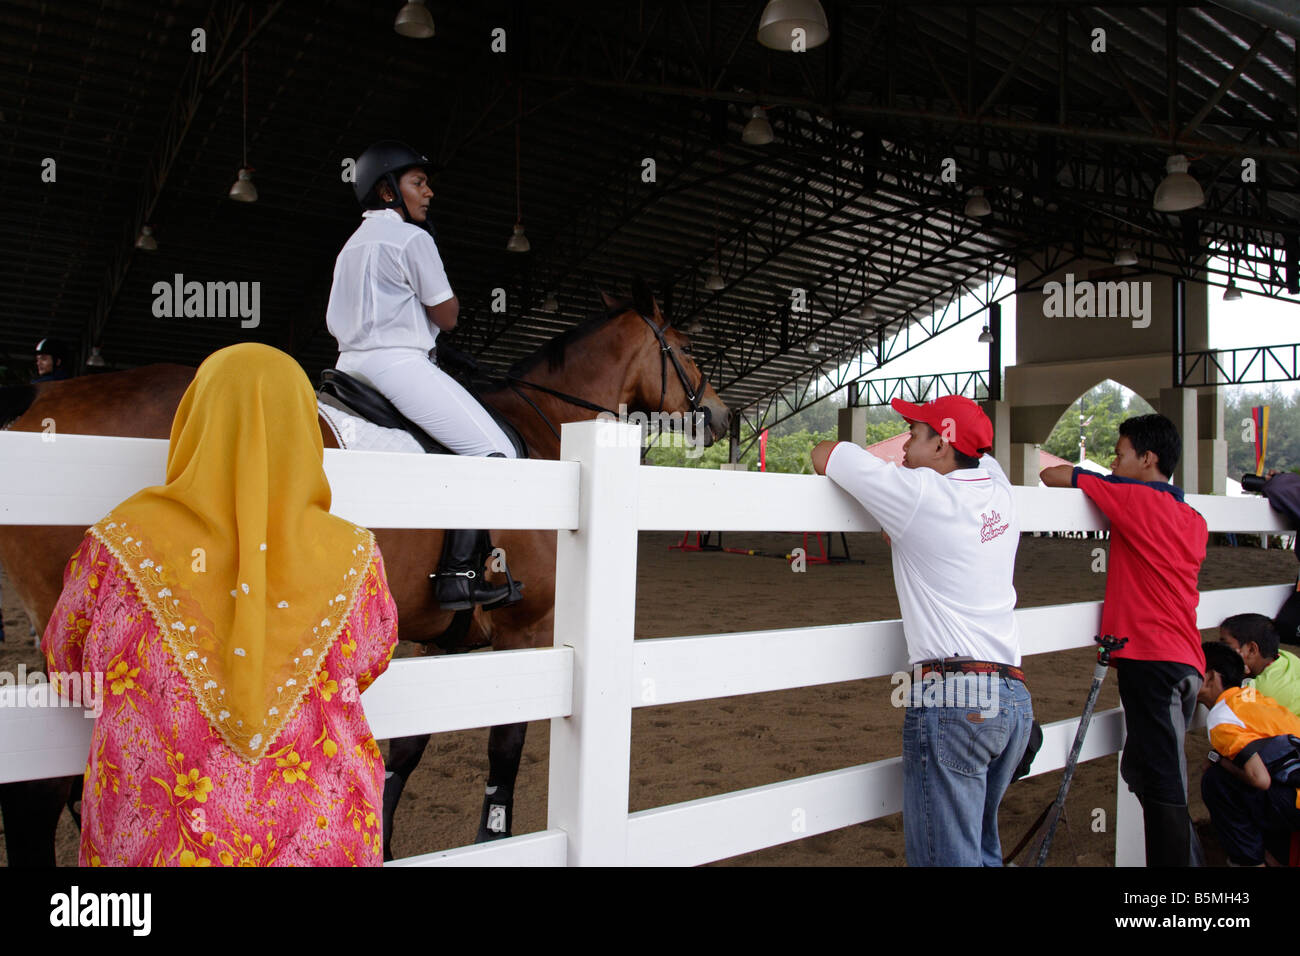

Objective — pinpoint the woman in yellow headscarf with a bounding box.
[42,343,398,866]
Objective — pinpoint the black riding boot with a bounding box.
[433,529,510,610]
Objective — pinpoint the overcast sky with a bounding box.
[848,254,1300,403]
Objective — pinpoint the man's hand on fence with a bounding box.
[812,440,838,476]
[1040,464,1074,488]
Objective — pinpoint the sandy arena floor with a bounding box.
[2,532,1295,866]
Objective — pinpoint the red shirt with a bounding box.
[1073,468,1207,673]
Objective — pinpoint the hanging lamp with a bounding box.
[1153,154,1204,212]
[965,187,991,218]
[394,0,435,38]
[757,0,829,50]
[506,87,529,252]
[742,106,774,145]
[228,21,257,203]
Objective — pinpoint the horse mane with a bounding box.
[506,302,630,377]
[0,384,36,430]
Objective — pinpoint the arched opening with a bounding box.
[1042,380,1157,470]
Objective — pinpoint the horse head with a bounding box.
[598,284,730,448]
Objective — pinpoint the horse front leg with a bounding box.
[476,721,528,843]
[382,733,431,862]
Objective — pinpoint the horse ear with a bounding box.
[598,288,620,310]
[630,277,658,319]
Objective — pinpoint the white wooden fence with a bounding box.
[0,423,1292,867]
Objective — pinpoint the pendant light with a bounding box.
[506,87,529,252]
[1223,239,1243,301]
[86,346,107,368]
[742,106,774,145]
[542,291,558,312]
[860,302,876,321]
[978,325,994,344]
[757,0,830,50]
[704,254,726,291]
[1114,245,1138,267]
[703,150,725,289]
[228,19,257,203]
[1153,154,1204,212]
[135,225,158,251]
[394,0,434,38]
[965,187,991,218]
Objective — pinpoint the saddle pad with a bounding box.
[318,398,424,454]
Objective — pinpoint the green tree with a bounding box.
[1224,387,1300,477]
[1042,382,1155,465]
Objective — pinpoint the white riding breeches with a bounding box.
[335,347,517,458]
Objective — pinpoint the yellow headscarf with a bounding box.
[90,343,375,761]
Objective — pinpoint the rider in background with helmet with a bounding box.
[32,338,72,383]
[326,140,521,612]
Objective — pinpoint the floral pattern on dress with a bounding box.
[42,533,398,867]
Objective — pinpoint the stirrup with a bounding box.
[481,562,525,611]
[431,568,508,611]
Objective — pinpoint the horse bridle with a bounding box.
[505,310,711,444]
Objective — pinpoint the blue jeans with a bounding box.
[902,675,1034,866]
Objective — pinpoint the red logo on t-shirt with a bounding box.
[980,510,1009,543]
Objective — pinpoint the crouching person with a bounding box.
[1199,641,1300,866]
[813,396,1033,866]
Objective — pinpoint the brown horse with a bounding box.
[0,289,730,865]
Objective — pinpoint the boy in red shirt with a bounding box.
[1042,413,1207,866]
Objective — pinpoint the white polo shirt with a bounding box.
[326,209,455,353]
[825,442,1022,666]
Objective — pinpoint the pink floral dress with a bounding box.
[42,534,398,866]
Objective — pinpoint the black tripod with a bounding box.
[1005,634,1128,866]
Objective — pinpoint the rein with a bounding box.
[505,310,709,446]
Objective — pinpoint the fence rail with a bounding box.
[0,425,1292,866]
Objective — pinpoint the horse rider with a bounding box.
[326,140,522,612]
[32,338,72,383]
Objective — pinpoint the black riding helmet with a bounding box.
[354,140,436,236]
[35,337,67,361]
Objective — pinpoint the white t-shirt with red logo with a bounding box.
[825,442,1022,666]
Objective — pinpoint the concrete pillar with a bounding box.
[837,406,867,448]
[1198,439,1227,496]
[1159,387,1199,493]
[1198,388,1227,495]
[983,399,1011,465]
[1009,442,1040,487]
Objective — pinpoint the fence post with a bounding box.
[547,419,641,865]
[1113,720,1146,866]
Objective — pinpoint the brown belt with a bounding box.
[918,659,1027,684]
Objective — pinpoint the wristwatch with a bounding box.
[1207,751,1221,764]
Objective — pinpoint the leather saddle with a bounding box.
[318,368,528,459]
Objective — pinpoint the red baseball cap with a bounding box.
[890,395,993,458]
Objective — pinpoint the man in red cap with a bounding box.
[813,395,1032,866]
